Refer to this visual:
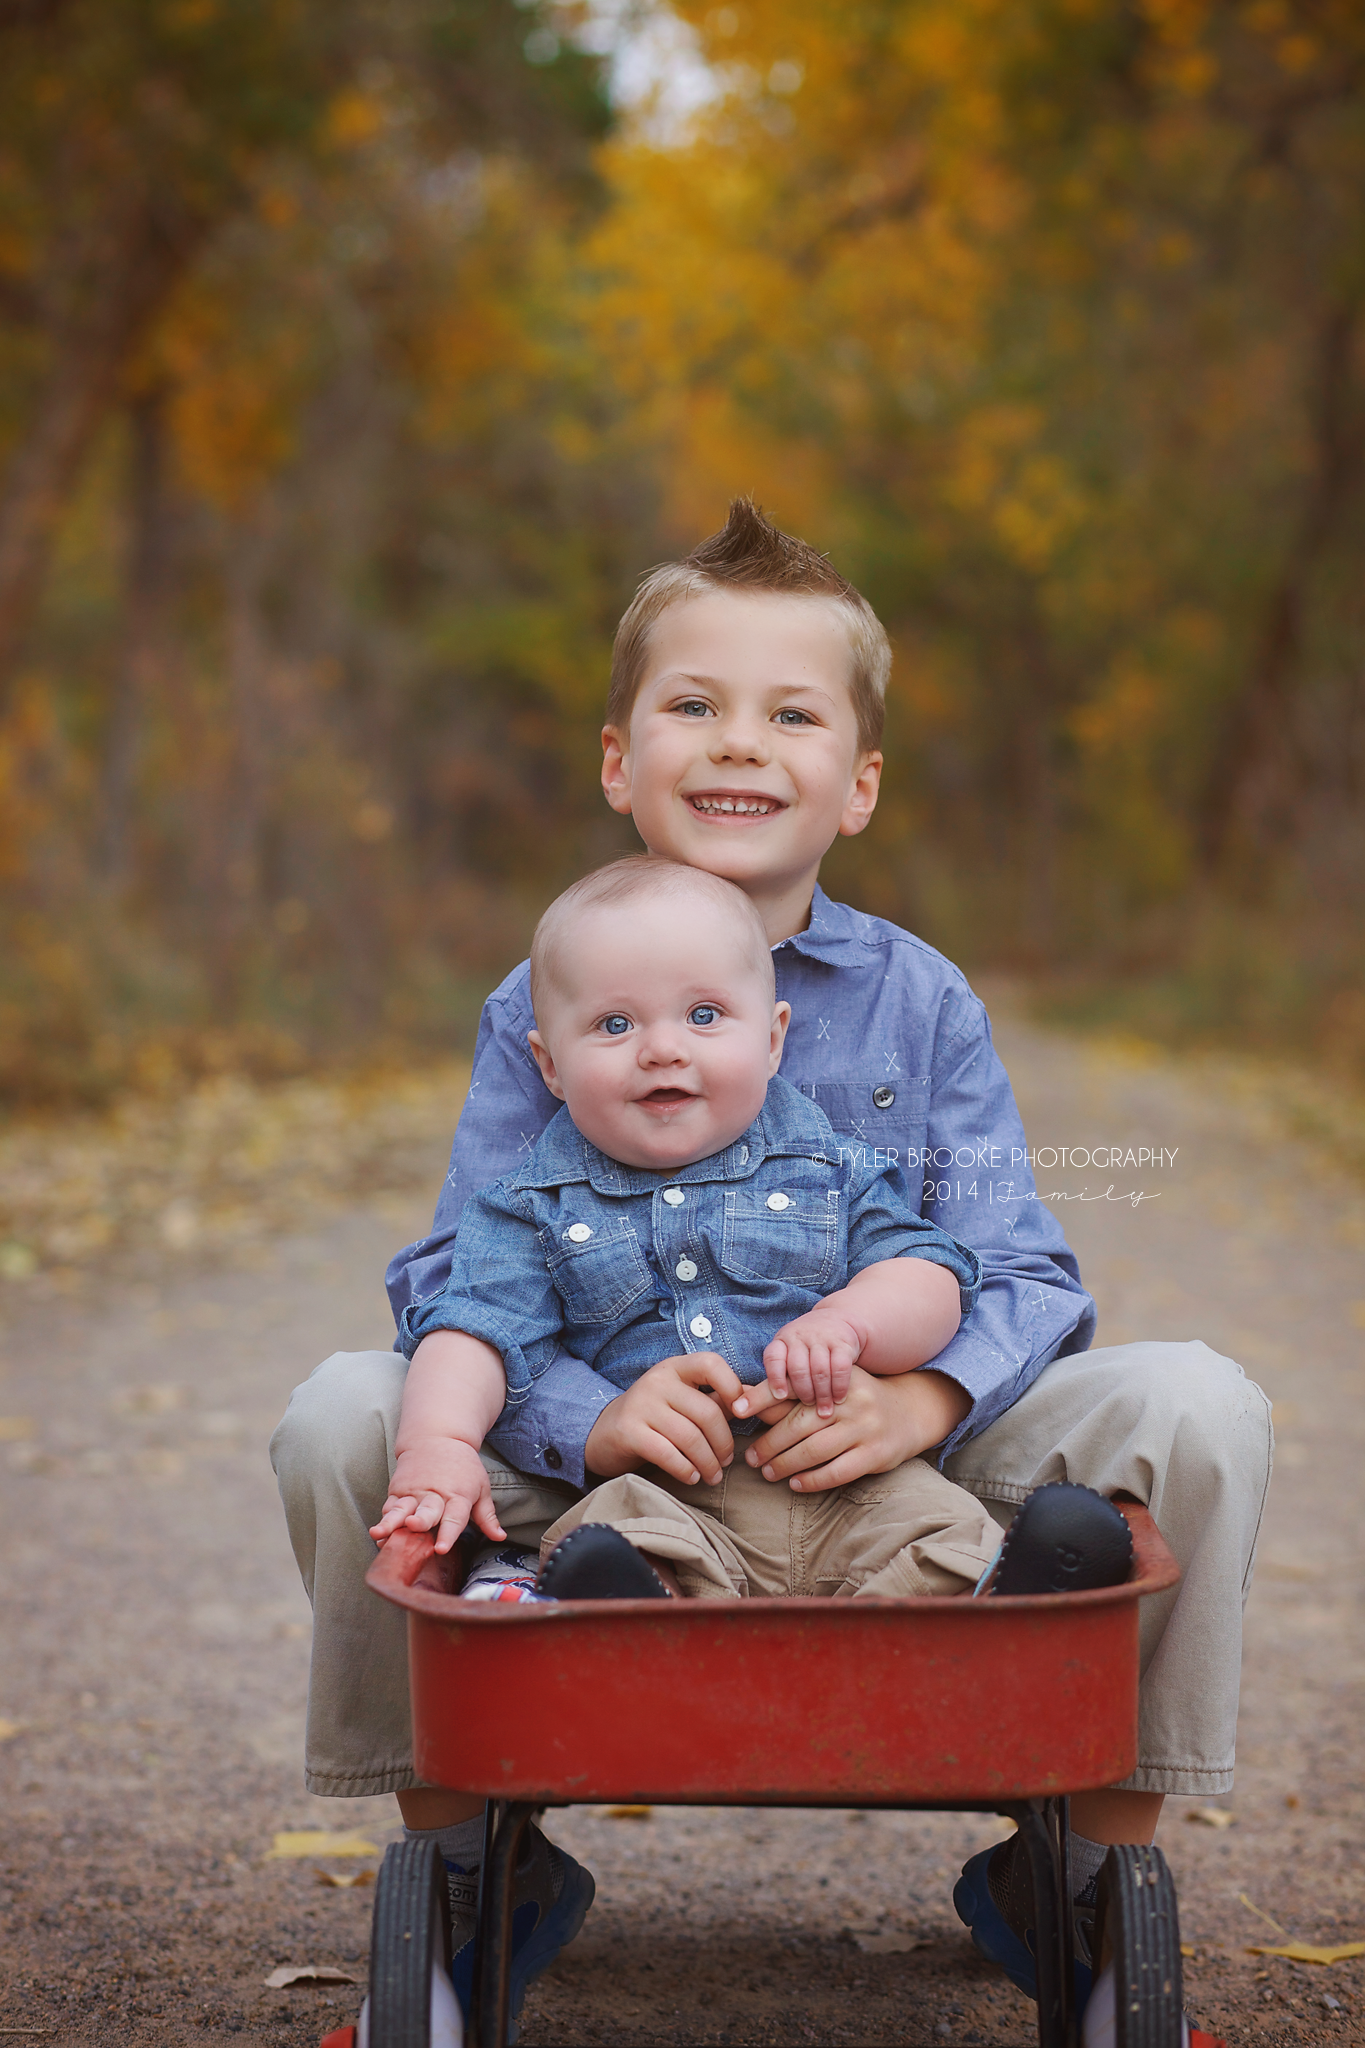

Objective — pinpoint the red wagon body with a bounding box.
[361,1503,1201,2048]
[369,1500,1176,1809]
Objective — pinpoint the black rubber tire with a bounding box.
[368,1836,451,2048]
[1097,1844,1184,2048]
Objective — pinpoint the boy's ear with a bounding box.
[838,751,882,839]
[768,1000,792,1075]
[527,1029,566,1100]
[601,725,633,817]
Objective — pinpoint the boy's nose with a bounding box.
[709,712,771,765]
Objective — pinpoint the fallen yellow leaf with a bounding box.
[267,1830,379,1860]
[1246,1943,1365,1966]
[1186,1807,1237,1829]
[1180,1944,1196,1957]
[264,1964,358,1988]
[0,1718,24,1742]
[605,1804,652,1821]
[314,1867,375,1889]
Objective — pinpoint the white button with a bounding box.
[766,1192,791,1211]
[675,1258,698,1282]
[738,1145,749,1164]
[689,1314,712,1339]
[662,1187,685,1206]
[565,1223,593,1243]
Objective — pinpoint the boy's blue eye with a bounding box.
[676,699,712,717]
[688,1004,720,1026]
[600,1014,632,1036]
[776,707,814,725]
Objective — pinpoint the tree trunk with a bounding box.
[99,386,172,886]
[0,203,208,700]
[1202,299,1364,878]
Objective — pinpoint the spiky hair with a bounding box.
[607,498,891,755]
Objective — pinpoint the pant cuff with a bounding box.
[1114,1764,1235,1796]
[304,1764,420,1797]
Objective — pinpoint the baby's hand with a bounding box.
[369,1438,505,1555]
[760,1303,865,1418]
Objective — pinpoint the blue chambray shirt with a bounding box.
[399,1076,981,1421]
[386,886,1097,1484]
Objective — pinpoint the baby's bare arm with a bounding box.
[755,1258,962,1415]
[370,1330,509,1553]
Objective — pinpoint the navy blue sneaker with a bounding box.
[953,1836,1094,2011]
[447,1824,595,2043]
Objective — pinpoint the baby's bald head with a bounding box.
[529,856,773,1028]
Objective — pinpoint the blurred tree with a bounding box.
[2,0,1364,1108]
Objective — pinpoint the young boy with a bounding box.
[369,855,1005,1603]
[271,501,1272,2022]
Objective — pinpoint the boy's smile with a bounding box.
[601,590,882,944]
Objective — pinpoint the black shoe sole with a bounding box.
[536,1522,670,1600]
[991,1482,1133,1596]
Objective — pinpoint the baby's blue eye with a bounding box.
[600,1014,632,1036]
[688,1004,720,1026]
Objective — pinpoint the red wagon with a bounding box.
[336,1501,1209,2048]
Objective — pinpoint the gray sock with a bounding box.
[405,1811,487,1874]
[1069,1829,1108,1900]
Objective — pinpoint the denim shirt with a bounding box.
[386,886,1096,1483]
[400,1076,981,1424]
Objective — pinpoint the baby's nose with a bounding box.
[639,1028,687,1064]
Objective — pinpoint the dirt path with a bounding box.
[1,1012,1361,2047]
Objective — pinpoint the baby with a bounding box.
[372,856,1009,1601]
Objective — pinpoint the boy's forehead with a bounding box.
[640,588,857,695]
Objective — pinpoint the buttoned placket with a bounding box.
[651,1180,720,1356]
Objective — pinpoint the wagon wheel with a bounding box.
[1085,1844,1183,2048]
[366,1836,459,2047]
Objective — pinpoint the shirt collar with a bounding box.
[518,1076,831,1196]
[771,883,875,967]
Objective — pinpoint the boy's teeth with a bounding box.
[693,797,773,815]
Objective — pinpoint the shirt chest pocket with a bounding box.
[794,1080,928,1201]
[541,1222,655,1325]
[719,1187,840,1288]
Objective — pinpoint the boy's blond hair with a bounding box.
[607,498,891,757]
[529,855,774,1021]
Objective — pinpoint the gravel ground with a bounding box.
[0,1009,1361,2047]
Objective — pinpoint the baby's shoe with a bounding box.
[536,1523,672,1600]
[461,1542,545,1604]
[985,1482,1133,1597]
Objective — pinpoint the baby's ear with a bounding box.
[527,1029,566,1100]
[768,1000,792,1073]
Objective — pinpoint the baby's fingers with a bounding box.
[369,1494,419,1541]
[469,1488,507,1544]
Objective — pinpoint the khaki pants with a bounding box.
[270,1339,1272,1799]
[539,1456,1002,1600]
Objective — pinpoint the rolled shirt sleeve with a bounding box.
[385,970,558,1328]
[843,1154,981,1317]
[912,985,1095,1460]
[399,1181,563,1401]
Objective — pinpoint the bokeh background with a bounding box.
[3,0,1364,1113]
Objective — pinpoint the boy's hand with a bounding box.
[585,1353,744,1487]
[739,1365,972,1492]
[370,1438,506,1555]
[758,1302,865,1418]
